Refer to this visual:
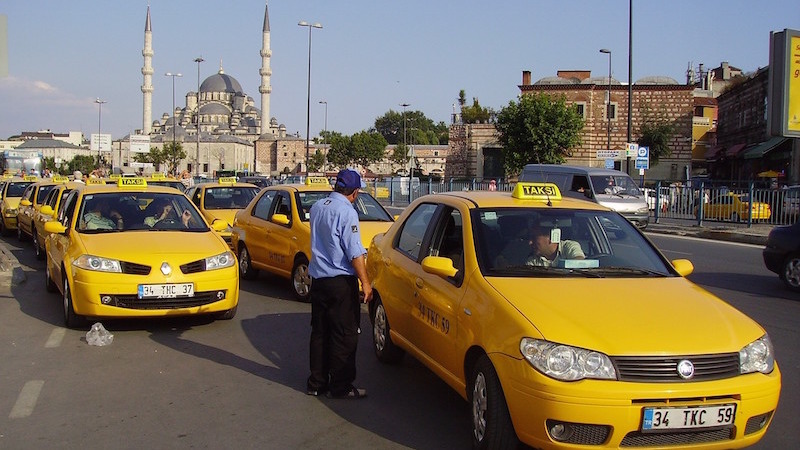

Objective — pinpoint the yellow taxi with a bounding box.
[17,176,69,242]
[231,176,394,301]
[700,192,772,222]
[143,173,188,192]
[0,175,38,236]
[366,183,780,449]
[43,177,238,328]
[31,180,86,260]
[184,177,260,247]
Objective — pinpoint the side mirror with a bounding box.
[271,213,290,226]
[211,219,228,232]
[20,199,32,207]
[671,259,694,277]
[421,256,458,279]
[44,221,67,235]
[40,205,55,218]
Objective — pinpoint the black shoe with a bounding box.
[307,387,327,396]
[326,386,367,399]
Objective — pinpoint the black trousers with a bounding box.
[308,275,360,395]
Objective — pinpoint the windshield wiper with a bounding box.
[589,267,666,277]
[496,265,602,278]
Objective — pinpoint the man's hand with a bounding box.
[360,284,373,304]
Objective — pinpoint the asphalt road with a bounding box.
[0,233,796,448]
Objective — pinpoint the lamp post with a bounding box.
[94,98,106,167]
[194,57,204,177]
[627,0,633,175]
[599,49,612,159]
[299,20,322,175]
[165,72,183,154]
[318,100,328,136]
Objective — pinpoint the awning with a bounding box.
[727,143,748,157]
[743,137,788,160]
[704,146,723,160]
[758,170,781,178]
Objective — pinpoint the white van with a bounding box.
[519,164,650,228]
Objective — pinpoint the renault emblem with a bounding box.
[677,359,695,379]
[160,262,172,276]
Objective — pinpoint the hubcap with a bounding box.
[472,372,488,442]
[293,263,311,296]
[63,279,70,318]
[785,258,800,287]
[374,304,387,352]
[239,248,249,274]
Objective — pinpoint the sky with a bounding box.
[0,0,796,141]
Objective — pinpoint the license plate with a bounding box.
[138,283,194,299]
[642,404,736,431]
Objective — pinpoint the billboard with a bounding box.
[768,28,800,137]
[90,133,112,152]
[129,134,151,153]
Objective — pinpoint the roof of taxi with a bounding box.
[433,188,610,211]
[74,180,184,195]
[198,181,259,190]
[269,182,333,193]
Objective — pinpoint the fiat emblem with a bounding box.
[677,359,695,379]
[160,262,172,276]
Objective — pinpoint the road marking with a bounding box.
[9,380,44,419]
[44,328,66,348]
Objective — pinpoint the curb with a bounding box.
[646,225,769,246]
[0,243,27,287]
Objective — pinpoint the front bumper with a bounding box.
[492,354,781,449]
[621,211,649,228]
[762,247,785,275]
[68,266,239,318]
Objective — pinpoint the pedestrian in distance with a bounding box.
[306,169,372,399]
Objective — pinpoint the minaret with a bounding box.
[141,6,154,135]
[258,2,272,135]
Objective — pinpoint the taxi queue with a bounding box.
[1,172,782,449]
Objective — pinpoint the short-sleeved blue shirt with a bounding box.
[308,191,366,279]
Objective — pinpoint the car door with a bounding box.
[244,189,277,272]
[410,206,465,375]
[47,190,79,289]
[18,184,35,234]
[262,190,296,277]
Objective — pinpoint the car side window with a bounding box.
[395,203,438,261]
[59,191,79,228]
[21,185,34,202]
[271,191,292,226]
[252,191,276,220]
[429,208,464,285]
[188,188,201,207]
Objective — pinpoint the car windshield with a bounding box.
[474,208,673,277]
[6,182,32,197]
[148,180,186,192]
[77,192,208,233]
[296,190,393,222]
[203,186,259,209]
[590,175,642,196]
[36,185,57,204]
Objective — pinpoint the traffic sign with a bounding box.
[626,142,639,158]
[596,150,621,159]
[635,146,649,170]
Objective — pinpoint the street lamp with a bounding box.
[194,57,204,176]
[165,72,183,152]
[94,98,106,167]
[318,100,328,136]
[599,49,612,158]
[299,20,322,175]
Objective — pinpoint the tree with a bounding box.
[495,93,584,177]
[350,131,388,168]
[322,131,351,169]
[636,105,676,167]
[460,95,493,124]
[308,149,326,172]
[390,143,411,169]
[162,141,186,175]
[66,155,96,176]
[42,156,58,174]
[373,109,448,145]
[133,146,167,172]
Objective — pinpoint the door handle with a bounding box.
[415,278,424,289]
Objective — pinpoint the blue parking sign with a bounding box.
[635,146,649,170]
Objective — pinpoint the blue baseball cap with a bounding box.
[335,169,362,190]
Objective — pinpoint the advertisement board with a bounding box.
[129,134,151,153]
[768,28,800,137]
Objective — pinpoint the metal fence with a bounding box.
[369,177,797,228]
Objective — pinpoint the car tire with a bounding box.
[238,245,258,280]
[63,274,85,329]
[291,256,311,302]
[45,257,58,293]
[470,355,518,450]
[33,228,45,260]
[217,305,238,320]
[781,253,800,292]
[371,296,404,364]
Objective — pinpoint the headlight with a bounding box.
[637,206,649,214]
[6,208,18,216]
[520,338,616,381]
[205,251,235,270]
[740,335,774,374]
[73,254,122,272]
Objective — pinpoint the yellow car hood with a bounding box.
[204,209,237,226]
[359,221,393,249]
[3,198,21,209]
[485,277,765,355]
[79,231,228,262]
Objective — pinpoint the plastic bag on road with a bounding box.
[86,322,114,346]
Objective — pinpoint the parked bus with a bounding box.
[0,150,43,176]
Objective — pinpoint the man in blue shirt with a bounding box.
[307,169,373,399]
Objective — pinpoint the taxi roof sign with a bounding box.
[512,182,561,201]
[150,173,166,180]
[118,177,147,188]
[52,175,69,183]
[23,175,38,182]
[218,177,237,184]
[305,176,330,186]
[86,178,106,185]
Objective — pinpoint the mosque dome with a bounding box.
[199,103,231,115]
[635,76,679,85]
[534,76,579,85]
[200,69,243,94]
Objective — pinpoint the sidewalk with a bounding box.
[646,217,774,246]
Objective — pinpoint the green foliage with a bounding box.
[162,141,187,174]
[373,109,448,145]
[42,156,58,173]
[133,146,168,171]
[308,149,326,172]
[495,93,584,177]
[66,155,96,176]
[390,143,411,168]
[636,104,676,167]
[461,96,493,124]
[322,131,351,169]
[350,131,388,167]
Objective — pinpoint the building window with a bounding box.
[574,102,586,118]
[606,103,617,120]
[283,152,287,157]
[434,150,439,156]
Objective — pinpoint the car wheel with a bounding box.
[238,245,258,280]
[63,275,85,329]
[372,296,404,363]
[45,257,58,293]
[291,256,311,302]
[470,355,518,450]
[782,253,800,292]
[216,305,238,320]
[33,228,44,260]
